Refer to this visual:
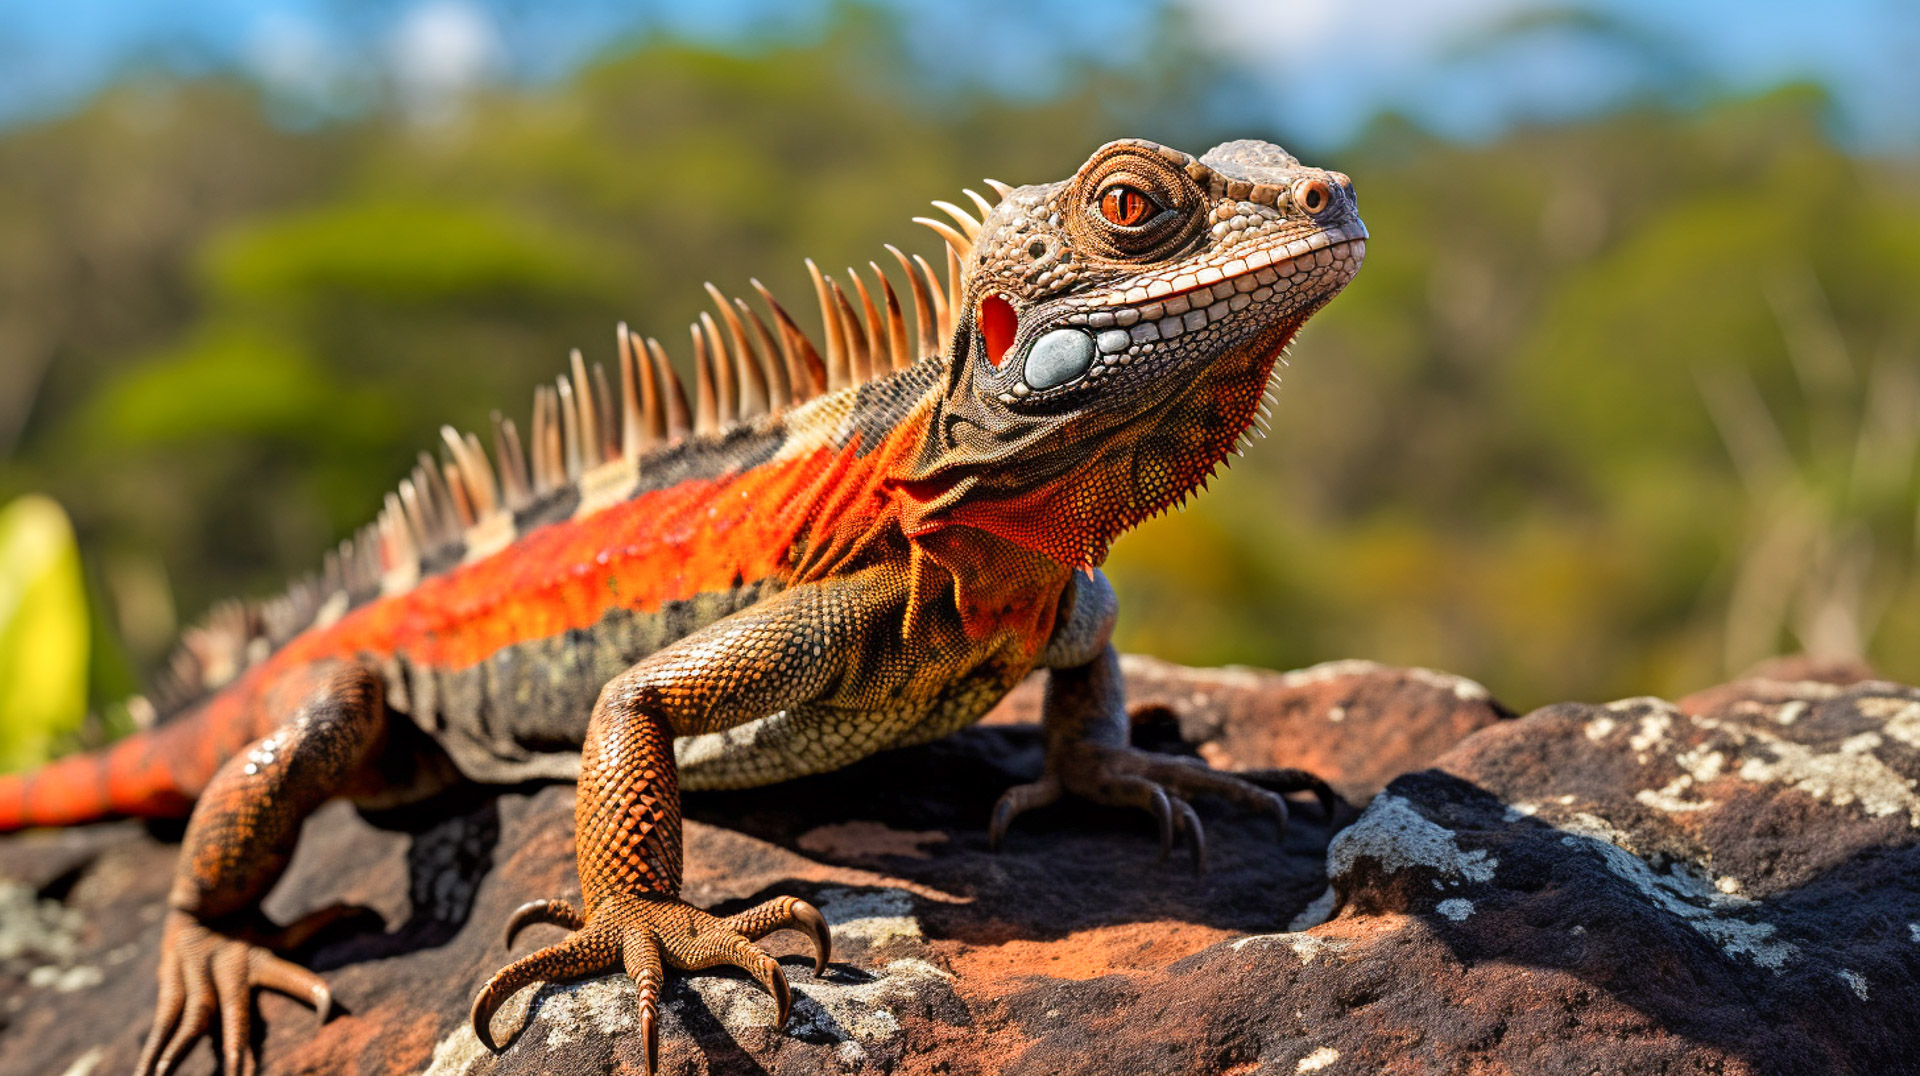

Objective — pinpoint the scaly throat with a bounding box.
[892,315,1303,569]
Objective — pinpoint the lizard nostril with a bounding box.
[1293,177,1335,218]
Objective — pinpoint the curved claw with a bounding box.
[724,895,832,976]
[505,898,585,947]
[662,927,793,1029]
[988,776,1061,851]
[1170,796,1206,875]
[470,982,503,1053]
[1131,754,1313,849]
[472,930,613,1053]
[1150,785,1176,862]
[1267,791,1292,842]
[768,964,792,1028]
[988,797,1015,850]
[1241,767,1344,824]
[1090,773,1176,861]
[790,900,831,976]
[731,943,792,1028]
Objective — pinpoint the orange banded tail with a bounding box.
[0,724,201,832]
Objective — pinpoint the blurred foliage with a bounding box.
[0,496,89,770]
[1114,86,1920,705]
[0,7,1915,745]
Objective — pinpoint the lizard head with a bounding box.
[894,138,1367,568]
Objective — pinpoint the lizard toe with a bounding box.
[1236,766,1345,824]
[137,910,333,1076]
[1000,740,1336,872]
[505,897,586,947]
[472,916,619,1052]
[723,895,832,975]
[476,889,827,1067]
[987,776,1063,850]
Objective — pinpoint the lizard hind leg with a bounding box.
[135,661,387,1076]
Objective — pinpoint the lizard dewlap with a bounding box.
[0,137,1364,1075]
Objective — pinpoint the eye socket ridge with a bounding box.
[1070,152,1204,260]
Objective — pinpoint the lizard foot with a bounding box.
[989,742,1339,873]
[135,909,334,1076]
[472,892,829,1075]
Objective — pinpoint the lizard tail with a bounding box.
[0,718,205,832]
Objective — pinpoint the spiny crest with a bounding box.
[141,182,1008,718]
[370,203,982,573]
[377,253,868,557]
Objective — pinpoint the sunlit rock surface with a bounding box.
[4,656,1915,1075]
[1309,656,1919,1075]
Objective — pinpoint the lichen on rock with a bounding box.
[4,656,1917,1075]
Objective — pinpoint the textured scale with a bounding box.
[0,137,1365,1076]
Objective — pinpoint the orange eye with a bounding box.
[1099,185,1157,227]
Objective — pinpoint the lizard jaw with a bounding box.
[989,223,1367,406]
[1099,219,1369,310]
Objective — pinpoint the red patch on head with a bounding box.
[980,294,1017,368]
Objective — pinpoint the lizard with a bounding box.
[0,136,1366,1075]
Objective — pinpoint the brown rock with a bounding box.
[2,660,1369,1076]
[1304,667,1920,1075]
[986,655,1513,802]
[13,657,1911,1076]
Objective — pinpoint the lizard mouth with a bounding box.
[1101,220,1368,311]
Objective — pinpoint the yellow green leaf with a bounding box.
[0,495,90,772]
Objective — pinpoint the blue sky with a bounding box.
[0,1,1912,148]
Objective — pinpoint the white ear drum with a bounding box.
[1024,328,1097,389]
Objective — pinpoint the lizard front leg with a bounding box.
[470,579,878,1073]
[137,661,387,1076]
[989,570,1338,871]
